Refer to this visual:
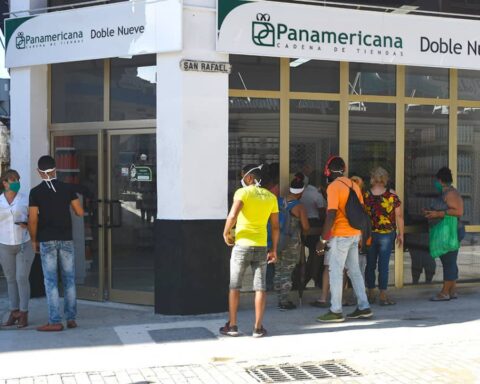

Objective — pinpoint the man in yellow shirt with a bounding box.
[316,156,372,323]
[222,164,279,338]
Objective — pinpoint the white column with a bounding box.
[156,6,228,220]
[9,0,48,192]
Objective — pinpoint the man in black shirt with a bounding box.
[28,155,84,332]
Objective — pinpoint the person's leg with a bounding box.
[0,244,21,312]
[58,241,77,322]
[321,266,329,302]
[328,237,350,314]
[16,241,35,313]
[40,241,62,324]
[437,250,458,298]
[365,233,379,300]
[274,251,287,304]
[377,232,396,302]
[345,235,370,311]
[228,245,249,326]
[252,247,268,328]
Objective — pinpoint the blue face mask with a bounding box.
[434,180,443,193]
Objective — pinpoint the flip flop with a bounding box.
[430,293,450,302]
[379,298,396,306]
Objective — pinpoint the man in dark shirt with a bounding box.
[28,155,84,332]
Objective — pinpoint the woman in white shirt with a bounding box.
[0,169,34,328]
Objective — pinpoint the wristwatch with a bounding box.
[319,238,327,245]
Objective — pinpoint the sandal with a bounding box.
[379,298,396,306]
[367,294,376,305]
[310,300,329,308]
[430,293,450,302]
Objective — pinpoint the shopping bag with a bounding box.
[429,215,459,259]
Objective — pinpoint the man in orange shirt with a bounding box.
[316,156,372,323]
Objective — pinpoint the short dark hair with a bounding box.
[291,173,305,189]
[38,155,56,171]
[329,157,345,172]
[436,167,453,184]
[242,164,263,179]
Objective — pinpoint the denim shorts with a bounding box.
[230,245,268,291]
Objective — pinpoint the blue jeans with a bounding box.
[366,232,396,290]
[40,241,77,323]
[328,235,369,314]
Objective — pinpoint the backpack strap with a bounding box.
[286,199,301,212]
[336,178,354,190]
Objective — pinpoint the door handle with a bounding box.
[106,200,122,228]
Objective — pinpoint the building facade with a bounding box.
[6,0,480,314]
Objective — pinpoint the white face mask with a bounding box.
[39,168,57,192]
[240,165,263,188]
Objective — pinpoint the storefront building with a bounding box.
[5,0,480,314]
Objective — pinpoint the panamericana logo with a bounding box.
[16,32,26,49]
[252,13,275,47]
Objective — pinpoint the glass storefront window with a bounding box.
[458,70,480,101]
[290,100,339,188]
[457,108,480,225]
[290,60,339,93]
[405,66,449,98]
[349,102,396,186]
[229,55,280,91]
[349,63,395,96]
[404,105,449,226]
[51,60,104,123]
[110,55,156,121]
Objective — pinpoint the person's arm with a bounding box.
[28,206,39,253]
[268,212,279,264]
[223,200,243,246]
[424,191,464,219]
[395,205,404,248]
[71,198,84,217]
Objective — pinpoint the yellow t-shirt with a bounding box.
[234,185,279,247]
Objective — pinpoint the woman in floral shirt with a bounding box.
[364,167,404,305]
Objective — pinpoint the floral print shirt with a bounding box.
[364,189,401,234]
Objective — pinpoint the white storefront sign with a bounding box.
[217,0,480,70]
[5,0,182,68]
[180,59,232,73]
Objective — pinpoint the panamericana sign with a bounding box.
[5,0,182,68]
[217,0,480,70]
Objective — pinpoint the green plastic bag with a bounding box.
[429,215,459,259]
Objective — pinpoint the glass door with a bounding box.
[107,130,156,305]
[52,132,104,301]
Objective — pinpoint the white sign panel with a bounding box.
[5,0,182,68]
[217,0,480,70]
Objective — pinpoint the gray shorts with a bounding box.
[230,245,268,291]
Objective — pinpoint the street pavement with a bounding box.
[0,284,479,383]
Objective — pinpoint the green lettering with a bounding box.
[364,34,372,46]
[373,36,382,47]
[288,28,297,40]
[321,31,336,44]
[383,36,393,48]
[338,33,348,44]
[299,29,309,42]
[277,24,288,39]
[311,31,319,43]
[394,37,403,48]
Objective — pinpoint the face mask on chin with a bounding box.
[39,168,57,192]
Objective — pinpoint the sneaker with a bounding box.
[346,307,373,319]
[219,321,239,337]
[252,326,267,338]
[278,301,297,311]
[316,311,345,323]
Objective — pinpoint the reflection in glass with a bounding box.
[349,63,395,96]
[111,134,156,292]
[458,69,480,101]
[405,232,480,284]
[405,66,449,98]
[290,100,339,188]
[404,105,449,225]
[51,60,104,123]
[457,108,480,225]
[349,103,395,185]
[290,60,339,93]
[53,135,99,290]
[110,55,156,120]
[229,55,280,91]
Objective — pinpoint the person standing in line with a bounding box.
[274,175,310,310]
[28,155,84,332]
[364,167,404,306]
[424,167,464,301]
[221,164,279,338]
[299,172,326,289]
[316,156,372,323]
[0,170,35,328]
